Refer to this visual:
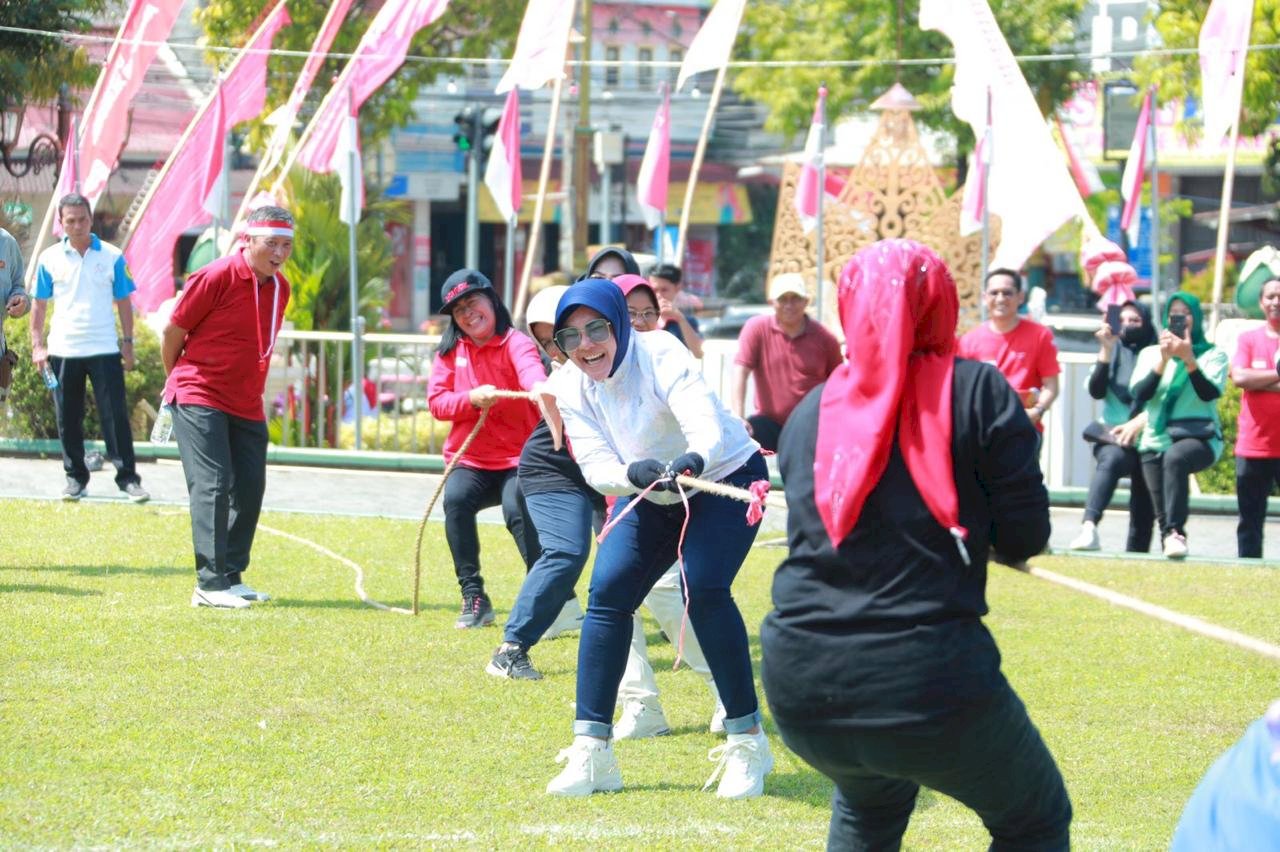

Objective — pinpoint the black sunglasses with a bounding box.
[554,318,613,353]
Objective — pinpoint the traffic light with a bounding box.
[453,106,478,153]
[479,106,502,161]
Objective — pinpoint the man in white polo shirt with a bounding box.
[30,193,148,503]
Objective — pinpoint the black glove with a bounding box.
[626,458,669,491]
[664,452,705,483]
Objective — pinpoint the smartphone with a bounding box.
[1105,304,1123,335]
[1168,314,1188,338]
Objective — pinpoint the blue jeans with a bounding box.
[775,680,1071,851]
[504,488,593,648]
[573,453,767,739]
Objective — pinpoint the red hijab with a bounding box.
[814,239,965,548]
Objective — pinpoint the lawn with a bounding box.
[2,499,1277,849]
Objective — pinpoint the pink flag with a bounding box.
[675,0,747,91]
[920,0,1084,271]
[260,0,358,177]
[296,0,452,174]
[484,89,523,222]
[1120,89,1153,246]
[636,83,671,230]
[794,86,827,234]
[1199,0,1254,146]
[1056,117,1104,198]
[960,133,988,237]
[125,2,291,312]
[49,0,185,232]
[495,0,576,93]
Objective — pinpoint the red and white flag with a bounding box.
[260,0,358,177]
[124,1,290,312]
[636,83,671,230]
[483,89,523,222]
[920,0,1084,271]
[793,86,827,234]
[296,0,452,174]
[960,132,988,237]
[1120,89,1154,246]
[52,0,185,220]
[1056,116,1105,198]
[1199,0,1254,146]
[495,0,576,93]
[675,0,747,92]
[333,102,364,227]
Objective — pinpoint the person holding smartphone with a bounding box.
[1129,293,1229,559]
[1068,301,1157,551]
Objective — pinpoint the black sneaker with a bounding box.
[122,482,150,504]
[486,644,543,680]
[454,592,495,629]
[61,480,87,502]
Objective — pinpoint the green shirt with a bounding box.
[1129,344,1229,458]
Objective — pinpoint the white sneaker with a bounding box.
[704,731,773,799]
[546,737,623,796]
[614,698,671,740]
[710,700,727,735]
[1068,522,1100,551]
[1163,532,1189,560]
[191,587,252,609]
[227,583,271,602]
[543,597,585,640]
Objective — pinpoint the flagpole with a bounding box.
[1208,111,1241,337]
[980,87,992,323]
[504,213,516,307]
[674,63,727,264]
[1147,87,1162,327]
[656,213,665,263]
[513,75,565,323]
[346,89,363,451]
[814,90,827,325]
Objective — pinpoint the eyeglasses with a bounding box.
[628,308,659,323]
[554,318,612,353]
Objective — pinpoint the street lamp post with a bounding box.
[0,89,67,181]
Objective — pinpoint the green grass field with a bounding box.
[2,499,1277,848]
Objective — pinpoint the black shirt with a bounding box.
[517,420,594,497]
[761,359,1050,728]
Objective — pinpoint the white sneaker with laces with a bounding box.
[191,587,252,609]
[543,597,585,640]
[704,731,773,799]
[227,583,271,602]
[1068,522,1100,551]
[614,697,671,740]
[710,700,727,735]
[1163,532,1189,559]
[546,736,623,796]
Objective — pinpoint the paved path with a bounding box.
[2,455,1275,562]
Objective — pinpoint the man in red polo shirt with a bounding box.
[958,268,1060,434]
[730,272,843,452]
[1231,277,1280,558]
[161,205,293,609]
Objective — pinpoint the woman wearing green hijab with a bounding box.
[1129,293,1229,559]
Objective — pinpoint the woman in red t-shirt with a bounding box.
[427,269,546,628]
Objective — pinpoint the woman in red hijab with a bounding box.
[760,240,1071,849]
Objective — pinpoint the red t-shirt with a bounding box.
[427,329,545,470]
[734,314,843,424]
[1233,326,1280,458]
[167,250,290,422]
[957,319,1060,430]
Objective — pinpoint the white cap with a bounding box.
[526,285,569,328]
[768,272,809,302]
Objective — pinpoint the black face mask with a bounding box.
[1120,326,1147,346]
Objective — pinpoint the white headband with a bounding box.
[245,220,294,238]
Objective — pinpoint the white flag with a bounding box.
[495,0,576,93]
[332,111,364,226]
[675,0,747,92]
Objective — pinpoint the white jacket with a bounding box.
[547,329,758,505]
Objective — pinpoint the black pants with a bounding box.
[747,414,784,453]
[442,466,540,596]
[49,354,139,489]
[171,404,268,591]
[776,682,1071,852]
[1140,439,1215,538]
[1236,456,1280,558]
[1083,442,1155,552]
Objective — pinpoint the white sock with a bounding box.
[574,735,608,750]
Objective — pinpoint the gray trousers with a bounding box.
[171,403,268,591]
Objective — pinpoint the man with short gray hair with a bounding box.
[162,205,293,609]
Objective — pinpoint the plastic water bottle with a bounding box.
[39,363,58,390]
[150,403,174,444]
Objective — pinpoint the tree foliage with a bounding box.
[1136,0,1280,140]
[0,0,110,102]
[733,0,1087,142]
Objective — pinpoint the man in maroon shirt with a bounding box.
[161,206,293,609]
[730,273,843,452]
